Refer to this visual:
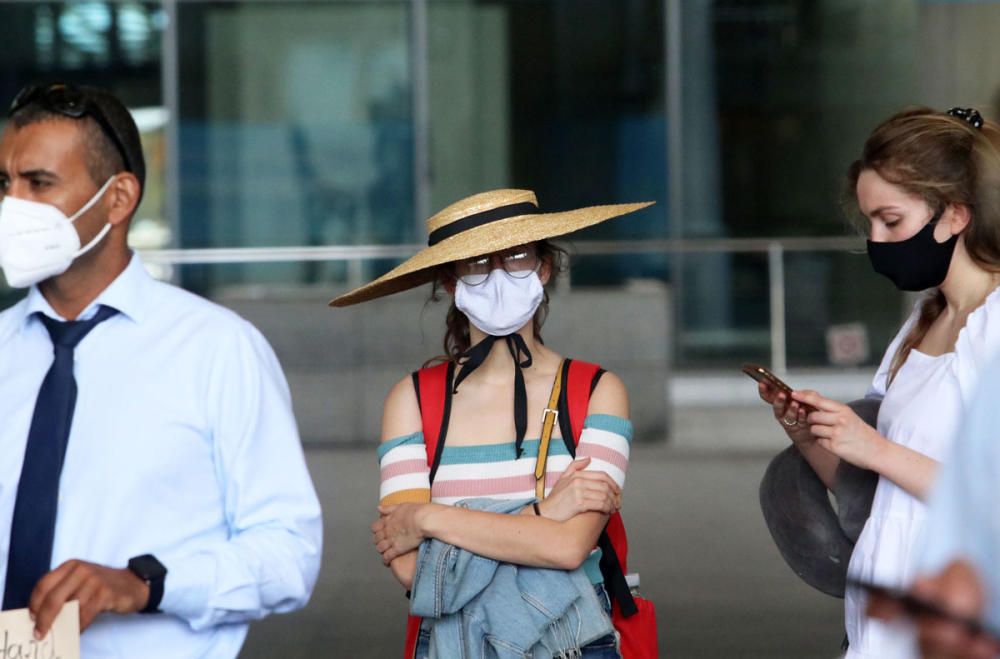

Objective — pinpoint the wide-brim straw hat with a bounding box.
[329,189,653,307]
[758,397,880,598]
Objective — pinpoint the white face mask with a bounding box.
[0,177,115,288]
[455,269,545,336]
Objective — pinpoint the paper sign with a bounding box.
[0,600,79,659]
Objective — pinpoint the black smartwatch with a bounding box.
[127,554,167,614]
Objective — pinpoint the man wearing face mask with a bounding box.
[0,84,322,658]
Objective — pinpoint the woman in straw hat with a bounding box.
[758,107,1000,658]
[336,189,651,658]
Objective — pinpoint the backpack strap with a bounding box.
[413,361,455,483]
[558,359,638,618]
[599,516,637,617]
[405,361,455,659]
[556,359,605,456]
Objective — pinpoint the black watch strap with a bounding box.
[127,554,167,614]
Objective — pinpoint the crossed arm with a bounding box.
[373,372,629,588]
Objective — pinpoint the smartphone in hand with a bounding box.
[848,577,1000,643]
[742,363,793,394]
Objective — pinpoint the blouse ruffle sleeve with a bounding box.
[950,287,1000,409]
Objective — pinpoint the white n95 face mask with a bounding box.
[0,177,115,288]
[455,269,545,336]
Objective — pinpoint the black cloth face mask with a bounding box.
[866,208,959,291]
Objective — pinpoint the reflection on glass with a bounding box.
[2,0,992,377]
[785,250,905,369]
[176,1,413,291]
[423,0,667,292]
[33,2,163,71]
[130,107,172,281]
[427,0,667,242]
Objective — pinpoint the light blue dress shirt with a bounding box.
[0,255,323,659]
[918,355,1000,633]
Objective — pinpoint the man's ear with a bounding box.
[106,173,141,227]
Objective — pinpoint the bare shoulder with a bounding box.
[381,375,422,442]
[587,370,630,418]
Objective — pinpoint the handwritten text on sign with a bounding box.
[0,600,79,659]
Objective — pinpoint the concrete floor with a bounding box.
[238,435,847,659]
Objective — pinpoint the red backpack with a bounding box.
[402,358,657,658]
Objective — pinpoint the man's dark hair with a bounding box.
[9,85,146,194]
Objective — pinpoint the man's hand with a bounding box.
[912,561,1000,659]
[29,560,150,639]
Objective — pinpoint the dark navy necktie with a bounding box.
[3,305,118,610]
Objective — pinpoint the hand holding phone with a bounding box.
[742,363,816,431]
[849,577,1000,645]
[741,363,793,395]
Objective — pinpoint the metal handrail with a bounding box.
[137,236,864,265]
[136,236,869,374]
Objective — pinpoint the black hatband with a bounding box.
[427,202,538,246]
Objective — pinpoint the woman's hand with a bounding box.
[759,381,814,447]
[372,503,435,565]
[538,457,621,522]
[792,390,887,470]
[388,551,416,591]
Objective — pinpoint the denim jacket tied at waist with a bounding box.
[410,497,614,659]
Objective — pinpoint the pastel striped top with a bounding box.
[377,414,633,582]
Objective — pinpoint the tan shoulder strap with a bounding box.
[535,360,565,500]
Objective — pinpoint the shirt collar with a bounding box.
[22,252,154,328]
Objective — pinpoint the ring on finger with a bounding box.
[781,417,799,427]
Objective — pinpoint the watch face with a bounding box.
[129,554,167,580]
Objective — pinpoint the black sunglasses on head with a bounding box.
[8,83,135,174]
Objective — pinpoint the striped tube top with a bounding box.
[378,414,633,584]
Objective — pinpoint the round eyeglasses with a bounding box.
[453,245,540,286]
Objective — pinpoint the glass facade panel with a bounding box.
[3,2,1000,656]
[703,0,920,239]
[2,0,1000,369]
[162,251,673,444]
[175,1,413,290]
[426,0,668,245]
[671,0,1000,367]
[785,249,907,368]
[675,250,770,368]
[673,246,909,370]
